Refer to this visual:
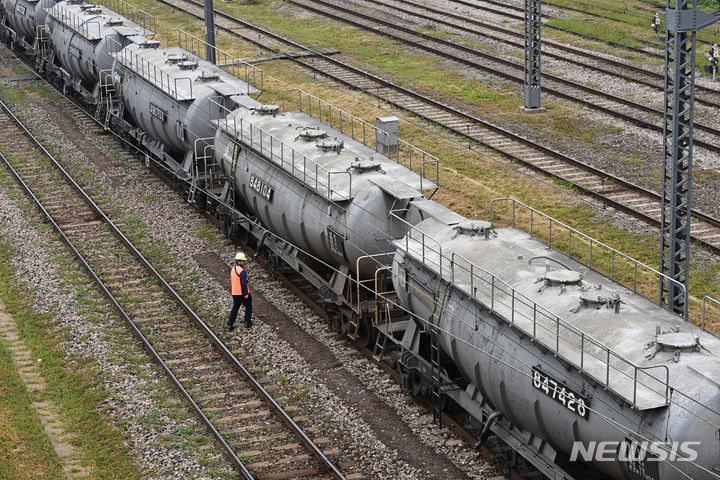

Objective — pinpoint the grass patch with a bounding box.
[0,236,145,479]
[0,338,64,480]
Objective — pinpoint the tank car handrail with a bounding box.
[210,98,352,201]
[489,197,689,319]
[281,89,440,187]
[389,208,443,274]
[703,296,720,332]
[48,4,102,40]
[92,0,156,35]
[355,253,395,314]
[166,29,263,93]
[109,38,193,100]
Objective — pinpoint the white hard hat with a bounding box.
[235,252,247,261]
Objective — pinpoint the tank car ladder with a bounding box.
[430,282,450,427]
[96,69,122,127]
[33,25,52,73]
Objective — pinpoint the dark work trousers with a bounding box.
[227,294,252,327]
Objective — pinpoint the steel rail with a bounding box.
[286,0,720,153]
[158,0,720,255]
[447,0,666,58]
[0,98,345,480]
[377,0,720,108]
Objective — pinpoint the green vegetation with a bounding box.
[0,337,64,480]
[0,234,145,479]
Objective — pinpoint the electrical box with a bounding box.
[376,116,399,154]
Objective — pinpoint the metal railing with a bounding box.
[281,89,440,190]
[167,30,263,93]
[48,4,102,40]
[212,99,352,201]
[703,296,720,332]
[109,37,193,100]
[92,0,155,34]
[390,208,671,409]
[489,198,689,319]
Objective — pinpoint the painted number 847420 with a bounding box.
[532,367,588,419]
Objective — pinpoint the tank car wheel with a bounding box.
[331,313,343,334]
[408,370,425,397]
[356,315,372,347]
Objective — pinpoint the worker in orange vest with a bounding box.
[227,252,252,330]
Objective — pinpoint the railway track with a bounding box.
[286,0,720,153]
[156,0,720,253]
[365,0,720,110]
[446,0,667,59]
[0,96,348,480]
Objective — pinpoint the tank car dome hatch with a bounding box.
[251,104,280,117]
[348,157,384,174]
[451,220,493,239]
[316,137,344,153]
[645,327,706,362]
[105,17,124,26]
[78,3,102,14]
[197,70,220,82]
[294,126,328,142]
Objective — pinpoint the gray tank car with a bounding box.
[391,203,720,479]
[110,37,261,173]
[46,0,154,103]
[1,0,56,50]
[213,96,438,281]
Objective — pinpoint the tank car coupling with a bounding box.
[644,328,708,362]
[474,411,503,450]
[251,104,280,117]
[294,126,328,142]
[316,137,344,154]
[347,157,385,174]
[450,220,494,239]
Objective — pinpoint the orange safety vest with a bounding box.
[231,265,250,295]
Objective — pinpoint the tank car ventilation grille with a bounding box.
[645,327,707,362]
